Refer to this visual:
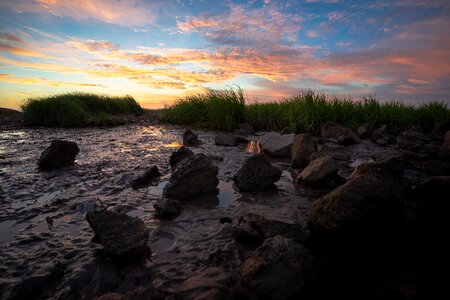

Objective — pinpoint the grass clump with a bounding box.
[21,93,143,127]
[163,88,246,131]
[163,88,450,133]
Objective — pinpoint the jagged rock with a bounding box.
[337,128,360,146]
[291,133,315,168]
[233,154,282,192]
[183,129,199,146]
[154,198,182,219]
[357,123,373,139]
[309,157,405,239]
[397,126,428,151]
[232,213,310,246]
[38,140,79,170]
[259,132,295,157]
[440,131,450,156]
[235,236,318,300]
[214,133,238,146]
[131,166,160,189]
[86,210,150,261]
[239,123,255,134]
[296,154,339,187]
[169,146,194,170]
[321,122,346,139]
[164,154,219,200]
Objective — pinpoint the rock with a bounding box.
[235,236,318,300]
[337,128,360,146]
[164,154,219,200]
[291,133,315,168]
[233,130,250,143]
[371,125,389,146]
[97,287,165,300]
[183,129,199,146]
[431,121,450,140]
[154,198,182,219]
[440,131,450,156]
[169,146,194,169]
[279,126,291,134]
[86,210,149,261]
[397,126,428,151]
[357,123,373,139]
[414,176,450,219]
[296,154,339,187]
[320,143,352,161]
[239,123,255,135]
[321,122,346,139]
[259,132,295,157]
[233,154,282,192]
[38,140,79,170]
[309,158,405,240]
[214,133,238,146]
[232,213,310,246]
[131,166,160,189]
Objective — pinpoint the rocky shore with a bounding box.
[0,120,449,299]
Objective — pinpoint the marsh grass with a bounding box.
[163,89,449,133]
[21,93,143,127]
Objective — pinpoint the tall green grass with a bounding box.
[163,89,449,133]
[21,93,143,127]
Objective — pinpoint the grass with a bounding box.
[163,88,450,133]
[21,93,143,127]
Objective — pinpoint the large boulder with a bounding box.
[259,132,295,157]
[131,166,160,189]
[169,146,194,169]
[321,122,346,139]
[413,176,450,219]
[235,235,318,300]
[38,140,79,170]
[371,125,389,146]
[86,210,150,261]
[154,198,182,219]
[232,213,310,246]
[337,128,360,146]
[357,123,373,139]
[296,154,339,187]
[320,142,352,161]
[214,133,238,146]
[183,129,199,146]
[291,133,315,168]
[431,120,450,140]
[397,126,428,151]
[309,157,405,240]
[164,154,219,200]
[233,154,282,192]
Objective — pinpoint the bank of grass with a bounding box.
[21,93,143,127]
[163,89,450,133]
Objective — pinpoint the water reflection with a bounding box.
[246,140,261,153]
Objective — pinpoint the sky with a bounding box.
[0,0,449,109]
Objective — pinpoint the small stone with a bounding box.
[131,166,160,189]
[183,129,198,146]
[214,133,239,146]
[38,140,79,170]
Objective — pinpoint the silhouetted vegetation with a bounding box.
[21,93,143,127]
[163,88,450,133]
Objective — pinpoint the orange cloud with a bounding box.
[0,44,44,57]
[0,73,103,87]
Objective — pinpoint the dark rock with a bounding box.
[357,123,373,139]
[431,121,450,140]
[441,131,450,156]
[279,126,291,134]
[233,154,282,192]
[38,140,79,170]
[86,210,149,261]
[131,166,160,189]
[232,213,310,246]
[397,126,428,151]
[321,122,346,139]
[183,129,199,146]
[239,123,255,134]
[235,235,318,300]
[321,143,352,161]
[371,125,390,146]
[259,132,295,157]
[337,128,360,146]
[154,198,182,219]
[296,154,339,187]
[309,157,404,240]
[233,130,251,143]
[214,133,238,146]
[164,154,219,200]
[219,216,232,224]
[414,176,450,218]
[169,146,194,169]
[97,287,165,300]
[291,133,315,168]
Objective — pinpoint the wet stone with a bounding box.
[233,154,282,192]
[131,165,160,189]
[169,146,194,170]
[38,140,79,170]
[259,132,295,158]
[183,129,199,146]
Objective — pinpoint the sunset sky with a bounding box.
[0,0,449,109]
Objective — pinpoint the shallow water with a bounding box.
[0,125,320,299]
